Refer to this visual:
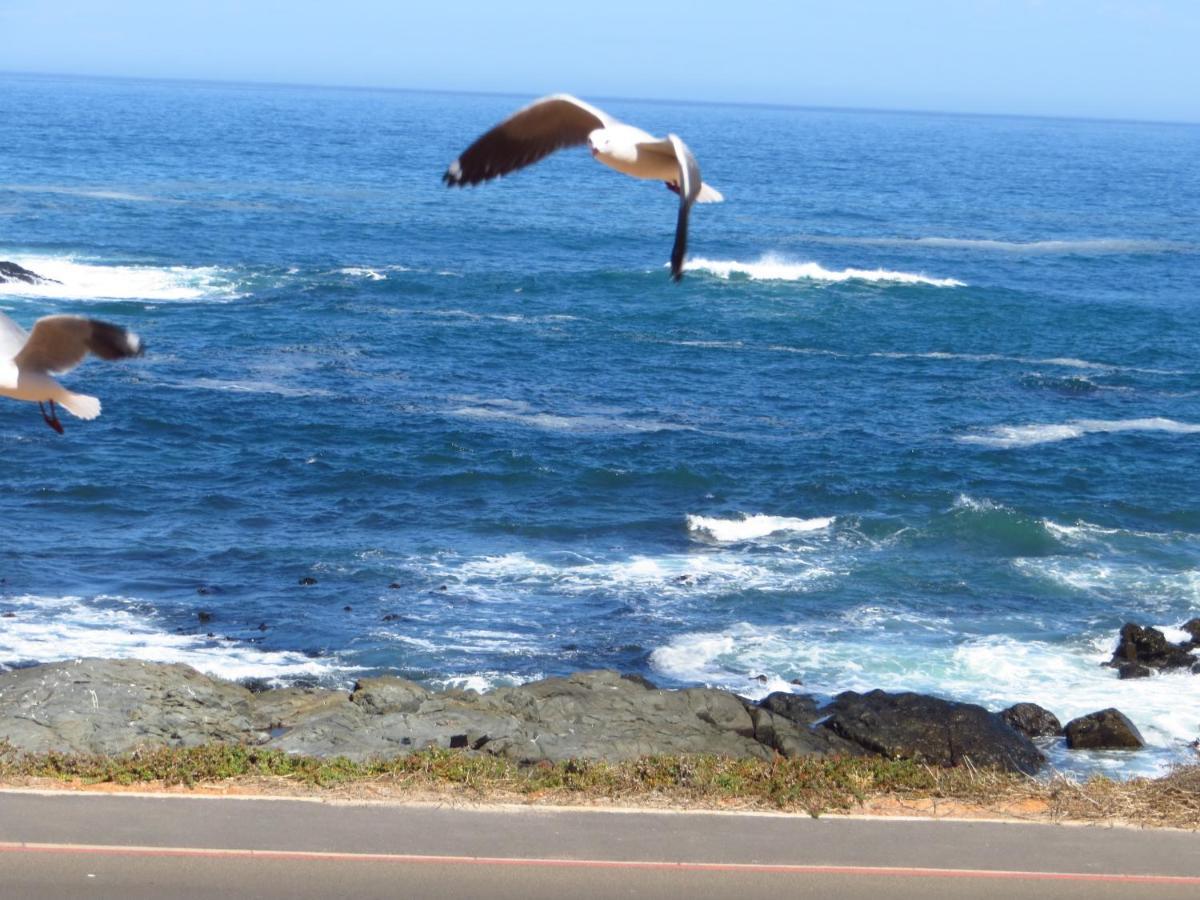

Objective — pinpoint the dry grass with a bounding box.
[1,741,1196,829]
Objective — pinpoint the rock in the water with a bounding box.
[1117,662,1152,680]
[1180,618,1200,649]
[0,260,58,285]
[1000,702,1063,737]
[1064,708,1145,750]
[821,690,1044,774]
[1109,623,1196,672]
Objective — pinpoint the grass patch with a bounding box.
[1,741,1196,828]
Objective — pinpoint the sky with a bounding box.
[1,0,1197,122]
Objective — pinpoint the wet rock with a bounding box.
[759,692,820,726]
[1117,662,1152,680]
[197,610,213,623]
[1109,623,1196,672]
[1064,708,1145,750]
[1000,702,1062,737]
[821,690,1044,774]
[1180,618,1200,649]
[0,261,59,285]
[387,582,402,589]
[298,576,318,586]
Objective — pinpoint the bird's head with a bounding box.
[587,128,610,158]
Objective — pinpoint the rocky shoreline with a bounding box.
[0,653,1172,775]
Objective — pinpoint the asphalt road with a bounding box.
[1,790,1197,898]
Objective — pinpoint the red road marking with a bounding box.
[0,842,1198,885]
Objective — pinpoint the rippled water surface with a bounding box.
[3,74,1199,776]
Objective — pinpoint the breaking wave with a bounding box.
[682,255,964,287]
[0,595,344,683]
[959,417,1200,448]
[0,254,242,302]
[686,513,835,542]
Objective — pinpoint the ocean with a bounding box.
[2,73,1198,777]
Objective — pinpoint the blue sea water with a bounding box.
[2,73,1199,777]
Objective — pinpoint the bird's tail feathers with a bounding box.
[58,391,101,420]
[696,183,724,203]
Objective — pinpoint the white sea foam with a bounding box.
[0,595,343,682]
[687,513,834,542]
[960,417,1200,448]
[0,254,241,302]
[449,399,693,434]
[338,267,387,281]
[682,255,965,287]
[876,351,1187,376]
[1,184,164,203]
[427,548,841,603]
[1014,558,1200,608]
[799,235,1192,255]
[650,622,1200,776]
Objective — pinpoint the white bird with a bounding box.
[443,94,723,281]
[1,311,144,434]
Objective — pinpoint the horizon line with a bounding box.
[3,68,1199,129]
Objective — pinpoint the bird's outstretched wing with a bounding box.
[443,94,615,187]
[0,311,28,362]
[666,134,703,282]
[14,315,143,376]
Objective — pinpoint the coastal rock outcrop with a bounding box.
[820,690,1045,775]
[1064,708,1145,750]
[0,261,57,285]
[1107,623,1197,676]
[0,658,259,754]
[1000,702,1062,738]
[0,660,1059,772]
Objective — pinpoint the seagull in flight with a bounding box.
[443,94,723,281]
[1,311,144,433]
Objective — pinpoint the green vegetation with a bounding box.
[1,741,1196,828]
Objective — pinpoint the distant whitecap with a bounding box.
[683,255,964,287]
[687,513,835,542]
[960,417,1200,448]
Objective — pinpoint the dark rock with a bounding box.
[1,612,14,618]
[821,690,1044,774]
[1180,618,1200,649]
[1000,702,1062,737]
[299,576,318,586]
[343,605,352,612]
[257,623,268,631]
[197,610,213,623]
[1109,623,1195,671]
[1064,709,1145,750]
[387,582,402,589]
[789,678,804,686]
[752,674,768,684]
[759,692,820,725]
[0,261,59,285]
[381,613,402,622]
[1117,662,1152,680]
[749,707,865,758]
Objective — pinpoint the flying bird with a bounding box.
[0,311,144,433]
[443,94,723,280]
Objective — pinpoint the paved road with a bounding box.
[1,790,1197,898]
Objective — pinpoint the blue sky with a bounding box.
[2,0,1196,122]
